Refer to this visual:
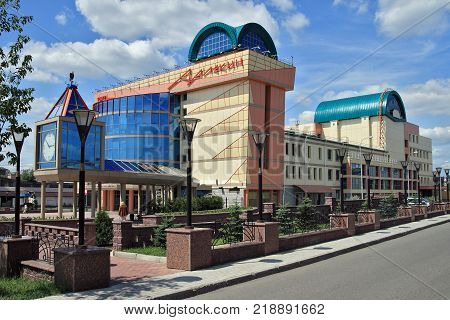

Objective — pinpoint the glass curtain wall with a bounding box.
[95,92,181,168]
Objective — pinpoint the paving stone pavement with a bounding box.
[44,214,450,300]
[110,256,179,284]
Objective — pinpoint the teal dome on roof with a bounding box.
[188,22,277,62]
[314,90,406,123]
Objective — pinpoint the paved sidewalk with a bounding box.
[45,214,450,300]
[110,256,178,284]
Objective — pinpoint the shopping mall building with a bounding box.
[32,22,433,214]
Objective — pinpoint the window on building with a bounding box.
[328,169,332,181]
[351,163,361,175]
[318,147,322,160]
[313,167,317,180]
[292,143,295,157]
[352,178,361,189]
[298,167,302,179]
[286,166,289,178]
[285,143,289,155]
[327,149,332,161]
[336,170,340,180]
[319,168,322,180]
[393,168,401,178]
[307,146,311,158]
[292,166,295,179]
[369,166,377,177]
[298,144,302,157]
[380,167,389,177]
[308,168,311,180]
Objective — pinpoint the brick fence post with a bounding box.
[20,217,32,236]
[330,213,355,236]
[252,222,279,255]
[112,219,133,250]
[166,228,212,271]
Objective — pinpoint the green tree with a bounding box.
[20,168,35,183]
[379,194,398,219]
[297,197,317,232]
[220,205,243,243]
[0,0,34,163]
[153,214,176,248]
[274,205,292,235]
[95,210,113,246]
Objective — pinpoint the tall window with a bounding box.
[285,142,289,155]
[240,32,268,54]
[197,32,232,60]
[298,167,302,179]
[285,166,289,178]
[292,143,295,157]
[328,169,332,181]
[307,146,311,159]
[318,147,322,160]
[308,168,311,180]
[327,149,332,161]
[298,144,302,157]
[319,168,322,180]
[313,168,317,180]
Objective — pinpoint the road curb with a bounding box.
[153,216,450,300]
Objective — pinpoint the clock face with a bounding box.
[42,132,56,162]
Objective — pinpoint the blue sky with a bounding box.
[1,0,449,170]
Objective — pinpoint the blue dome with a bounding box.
[188,22,277,62]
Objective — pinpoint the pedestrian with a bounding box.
[22,204,28,215]
[118,201,128,220]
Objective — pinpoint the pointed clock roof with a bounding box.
[45,73,89,119]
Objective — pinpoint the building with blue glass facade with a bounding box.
[94,93,181,168]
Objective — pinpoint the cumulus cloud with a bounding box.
[322,83,393,101]
[55,13,67,25]
[75,0,279,47]
[420,126,450,168]
[333,0,369,15]
[420,126,450,142]
[375,0,450,36]
[401,79,450,116]
[269,0,294,12]
[24,39,176,82]
[282,12,310,42]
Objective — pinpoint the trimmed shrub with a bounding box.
[95,210,113,246]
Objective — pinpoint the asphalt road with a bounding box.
[192,222,450,300]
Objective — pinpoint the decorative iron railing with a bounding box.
[0,224,14,238]
[36,232,76,264]
[211,220,256,248]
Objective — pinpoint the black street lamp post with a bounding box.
[251,131,269,221]
[413,162,421,205]
[363,153,373,209]
[436,167,442,203]
[445,168,449,202]
[336,147,348,213]
[73,109,97,246]
[11,129,26,236]
[433,171,438,202]
[400,160,409,206]
[180,118,201,228]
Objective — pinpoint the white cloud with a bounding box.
[420,126,450,142]
[24,39,176,81]
[297,110,315,123]
[401,79,450,116]
[375,0,450,36]
[26,68,60,83]
[55,13,67,25]
[322,82,393,101]
[282,12,310,42]
[333,0,369,15]
[75,0,279,47]
[269,0,294,12]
